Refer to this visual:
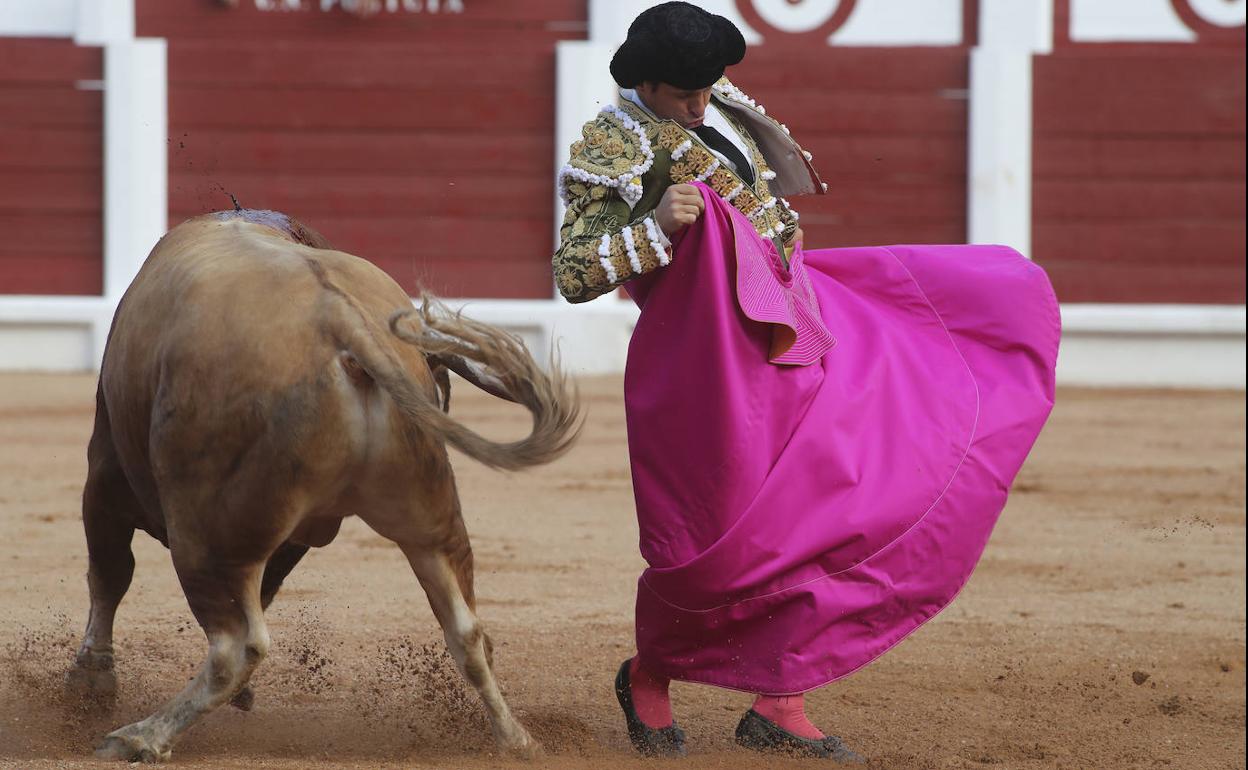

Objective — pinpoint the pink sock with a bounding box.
[628,657,673,728]
[752,694,825,740]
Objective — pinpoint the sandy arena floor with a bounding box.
[0,373,1243,770]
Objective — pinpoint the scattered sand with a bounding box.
[0,373,1243,769]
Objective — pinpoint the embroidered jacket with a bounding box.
[553,78,826,304]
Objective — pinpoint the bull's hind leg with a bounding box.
[68,399,139,706]
[96,552,270,763]
[363,487,538,758]
[404,545,540,757]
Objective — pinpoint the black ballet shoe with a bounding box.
[735,708,865,763]
[614,660,687,757]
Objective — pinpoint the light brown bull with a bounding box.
[64,210,580,762]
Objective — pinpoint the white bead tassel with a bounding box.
[620,179,644,208]
[643,217,670,267]
[598,234,618,283]
[621,224,643,275]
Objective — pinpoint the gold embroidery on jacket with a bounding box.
[652,113,791,244]
[554,88,803,303]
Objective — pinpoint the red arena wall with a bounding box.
[2,2,1243,306]
[0,38,104,295]
[135,0,587,300]
[1033,4,1246,304]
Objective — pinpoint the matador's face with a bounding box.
[635,82,714,129]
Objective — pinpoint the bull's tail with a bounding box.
[325,281,581,471]
[389,296,582,470]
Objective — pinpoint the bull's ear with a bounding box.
[430,353,518,405]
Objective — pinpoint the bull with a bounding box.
[64,209,580,762]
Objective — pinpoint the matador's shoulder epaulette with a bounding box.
[557,104,656,209]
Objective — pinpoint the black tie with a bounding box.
[692,124,755,186]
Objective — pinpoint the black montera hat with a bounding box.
[610,2,747,90]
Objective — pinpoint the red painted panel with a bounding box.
[310,214,550,259]
[297,215,557,298]
[0,170,103,213]
[1,211,103,293]
[0,38,102,83]
[1035,220,1245,266]
[169,85,554,130]
[142,0,583,299]
[0,87,103,128]
[167,130,550,174]
[168,41,551,87]
[1,213,103,256]
[792,135,967,180]
[1035,180,1245,220]
[0,255,107,295]
[1035,137,1244,180]
[1040,261,1246,304]
[796,222,968,248]
[170,174,548,219]
[752,91,967,134]
[0,128,102,171]
[729,49,968,91]
[0,39,103,296]
[137,0,586,41]
[1035,53,1245,135]
[1033,46,1246,303]
[811,182,966,224]
[1053,0,1072,47]
[369,256,554,300]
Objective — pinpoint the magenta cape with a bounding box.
[623,182,1059,695]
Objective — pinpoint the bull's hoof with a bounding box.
[500,730,544,761]
[230,685,255,711]
[96,726,169,764]
[65,657,117,708]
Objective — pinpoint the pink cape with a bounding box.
[623,182,1059,695]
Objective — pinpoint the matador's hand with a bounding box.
[655,184,705,237]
